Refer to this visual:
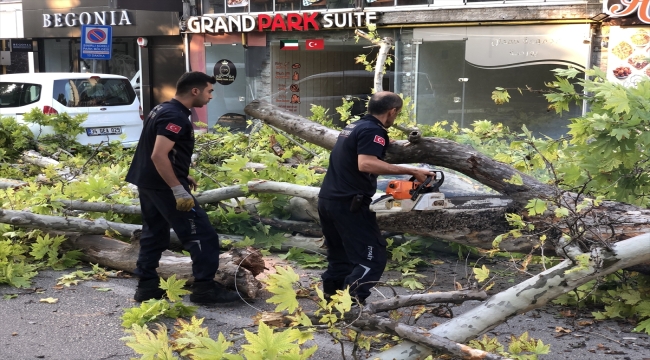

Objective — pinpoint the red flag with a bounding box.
[306,39,324,50]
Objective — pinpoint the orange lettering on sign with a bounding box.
[608,0,650,21]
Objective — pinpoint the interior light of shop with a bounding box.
[204,42,212,46]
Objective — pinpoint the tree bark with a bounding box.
[0,178,27,189]
[351,312,510,360]
[354,29,394,93]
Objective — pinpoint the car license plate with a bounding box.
[86,127,122,136]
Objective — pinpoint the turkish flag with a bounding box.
[306,39,324,50]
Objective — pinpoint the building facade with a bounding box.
[10,0,185,113]
[183,0,610,136]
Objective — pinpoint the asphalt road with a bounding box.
[2,258,650,360]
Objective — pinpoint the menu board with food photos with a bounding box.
[607,27,650,87]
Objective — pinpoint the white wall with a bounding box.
[0,2,24,39]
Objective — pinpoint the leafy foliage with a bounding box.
[0,227,80,288]
[121,277,197,328]
[0,116,35,161]
[469,332,550,360]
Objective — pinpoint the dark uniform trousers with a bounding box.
[318,197,387,302]
[135,186,221,282]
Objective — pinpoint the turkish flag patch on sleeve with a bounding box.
[165,123,182,134]
[373,135,386,146]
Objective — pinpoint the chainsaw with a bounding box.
[370,172,513,213]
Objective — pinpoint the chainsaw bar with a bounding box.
[445,195,513,209]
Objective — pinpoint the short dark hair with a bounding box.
[176,72,216,95]
[367,92,403,115]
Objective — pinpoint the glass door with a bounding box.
[205,44,247,131]
[415,40,467,127]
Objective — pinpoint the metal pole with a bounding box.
[460,81,466,128]
[414,41,420,119]
[184,33,190,72]
[138,45,144,105]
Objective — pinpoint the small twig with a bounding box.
[266,124,318,157]
[577,329,626,347]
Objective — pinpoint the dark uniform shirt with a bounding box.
[126,99,194,189]
[319,114,389,200]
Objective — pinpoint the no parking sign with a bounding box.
[80,25,112,60]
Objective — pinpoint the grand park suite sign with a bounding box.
[186,12,378,33]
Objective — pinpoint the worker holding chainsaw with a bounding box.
[318,91,435,305]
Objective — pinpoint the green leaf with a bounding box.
[634,318,650,334]
[242,322,301,358]
[610,128,630,140]
[473,265,490,283]
[554,207,569,218]
[620,290,642,305]
[504,174,523,186]
[181,333,243,360]
[121,324,178,360]
[263,266,300,313]
[401,277,425,290]
[159,275,190,302]
[525,199,547,216]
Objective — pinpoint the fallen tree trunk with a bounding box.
[374,232,650,359]
[244,100,555,208]
[61,233,264,298]
[0,178,27,189]
[0,209,327,255]
[353,312,511,360]
[8,183,650,255]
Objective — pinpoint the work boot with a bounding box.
[134,278,166,302]
[190,281,240,304]
[322,279,344,302]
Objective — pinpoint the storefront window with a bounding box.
[42,38,138,80]
[413,24,589,138]
[205,43,248,129]
[43,39,73,73]
[264,38,394,125]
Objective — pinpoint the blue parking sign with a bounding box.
[80,25,112,60]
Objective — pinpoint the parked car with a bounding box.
[0,72,143,147]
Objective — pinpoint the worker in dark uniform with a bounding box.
[125,72,239,304]
[318,91,434,304]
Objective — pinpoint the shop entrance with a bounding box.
[205,44,248,131]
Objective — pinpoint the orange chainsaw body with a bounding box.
[385,180,419,200]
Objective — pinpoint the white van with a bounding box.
[0,72,143,147]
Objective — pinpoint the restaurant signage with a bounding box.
[186,11,377,33]
[604,0,650,23]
